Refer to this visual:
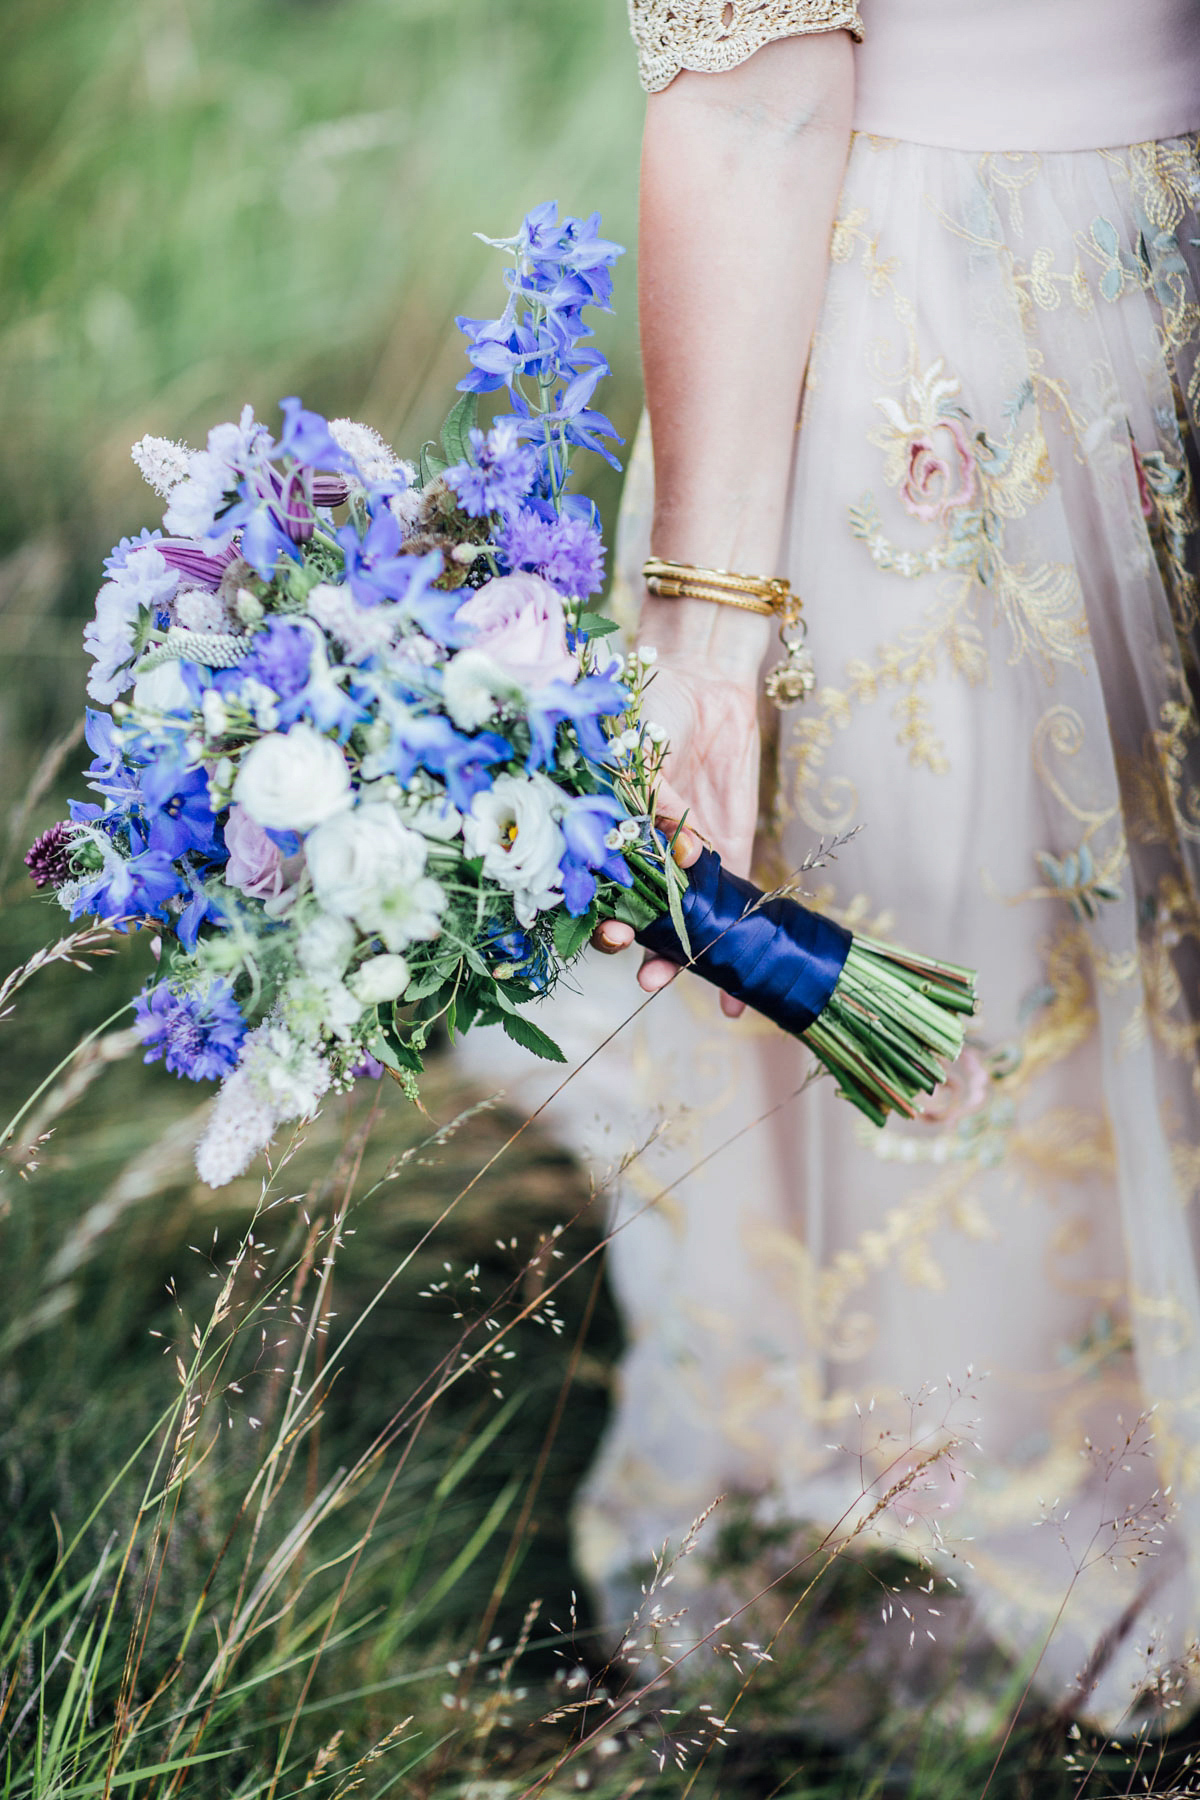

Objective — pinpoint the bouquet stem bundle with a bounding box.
[803,937,977,1125]
[629,846,977,1127]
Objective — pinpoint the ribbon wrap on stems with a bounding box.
[635,846,853,1033]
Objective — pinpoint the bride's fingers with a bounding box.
[592,918,634,954]
[637,952,680,992]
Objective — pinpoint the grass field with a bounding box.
[2,3,1198,1794]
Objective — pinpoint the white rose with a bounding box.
[442,648,521,731]
[304,802,445,951]
[464,772,565,927]
[132,659,193,715]
[233,723,352,832]
[349,953,411,1004]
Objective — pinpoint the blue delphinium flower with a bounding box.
[338,523,466,645]
[376,706,512,812]
[239,618,312,710]
[446,420,536,519]
[526,672,629,770]
[481,922,551,991]
[175,868,227,952]
[82,709,144,808]
[499,506,605,598]
[138,761,224,860]
[134,978,246,1080]
[71,839,183,926]
[276,397,356,473]
[558,793,633,915]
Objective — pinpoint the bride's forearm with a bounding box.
[638,30,855,677]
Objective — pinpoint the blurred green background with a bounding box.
[0,0,644,779]
[0,5,654,1794]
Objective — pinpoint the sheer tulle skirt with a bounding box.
[458,132,1200,1722]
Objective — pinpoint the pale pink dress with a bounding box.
[461,0,1200,1724]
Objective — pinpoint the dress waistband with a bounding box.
[853,0,1200,153]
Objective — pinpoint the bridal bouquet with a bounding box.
[27,203,974,1186]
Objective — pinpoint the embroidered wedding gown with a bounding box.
[459,0,1200,1721]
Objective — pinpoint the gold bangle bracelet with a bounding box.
[641,556,817,710]
[643,557,793,618]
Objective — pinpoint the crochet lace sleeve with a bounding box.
[629,0,864,93]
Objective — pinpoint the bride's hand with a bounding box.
[592,649,762,1017]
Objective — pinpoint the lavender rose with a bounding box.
[455,571,580,689]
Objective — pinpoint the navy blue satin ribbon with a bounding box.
[636,847,853,1035]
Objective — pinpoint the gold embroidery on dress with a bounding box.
[626,0,864,94]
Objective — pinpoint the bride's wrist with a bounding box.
[638,592,772,680]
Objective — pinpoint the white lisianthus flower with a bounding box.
[464,772,566,927]
[132,659,192,715]
[349,953,411,1004]
[83,546,179,703]
[297,911,357,982]
[441,648,522,732]
[233,723,352,832]
[304,803,445,951]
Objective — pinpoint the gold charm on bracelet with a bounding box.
[765,617,816,708]
[641,557,817,710]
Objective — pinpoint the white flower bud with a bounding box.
[202,689,229,737]
[235,587,264,626]
[349,954,411,1004]
[636,644,658,664]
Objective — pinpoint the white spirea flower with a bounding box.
[328,419,409,485]
[635,644,658,665]
[233,724,352,833]
[131,434,192,498]
[194,1021,332,1189]
[349,953,411,1004]
[464,773,565,928]
[304,803,445,951]
[132,659,192,715]
[174,588,230,634]
[644,723,668,746]
[442,649,521,731]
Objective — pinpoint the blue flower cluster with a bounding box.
[451,202,624,601]
[43,202,652,1109]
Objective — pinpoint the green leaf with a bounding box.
[611,887,661,932]
[403,966,448,1004]
[440,391,479,469]
[372,1032,424,1075]
[420,442,448,486]
[553,905,597,963]
[576,609,620,638]
[500,1011,568,1063]
[664,861,692,961]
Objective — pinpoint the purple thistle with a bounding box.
[134,978,246,1081]
[25,822,77,889]
[499,507,606,598]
